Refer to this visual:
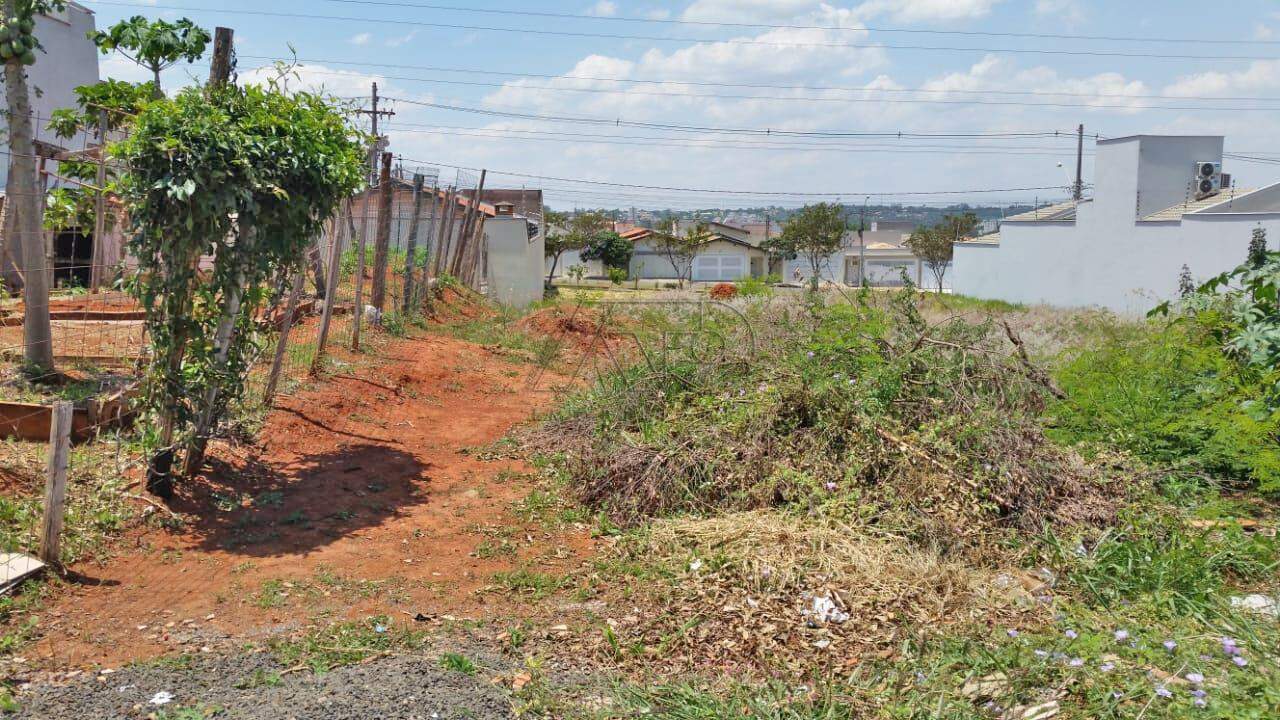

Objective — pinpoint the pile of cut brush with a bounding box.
[530,290,1135,550]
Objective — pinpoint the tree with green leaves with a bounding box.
[770,202,847,291]
[91,15,210,98]
[115,75,366,489]
[581,230,633,274]
[651,218,710,288]
[3,0,66,375]
[547,211,610,281]
[542,208,573,285]
[906,212,977,292]
[1248,226,1268,268]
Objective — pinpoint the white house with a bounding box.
[627,221,772,282]
[953,135,1280,313]
[785,221,948,288]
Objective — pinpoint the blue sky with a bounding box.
[77,0,1280,210]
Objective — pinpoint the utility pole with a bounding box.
[355,83,395,186]
[1073,123,1084,201]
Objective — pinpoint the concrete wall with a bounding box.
[953,135,1280,313]
[0,3,100,188]
[486,216,543,307]
[546,248,603,279]
[630,238,762,280]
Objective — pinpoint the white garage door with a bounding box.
[692,254,746,281]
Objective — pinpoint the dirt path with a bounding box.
[27,332,592,669]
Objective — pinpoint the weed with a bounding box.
[235,669,282,689]
[253,579,289,609]
[490,568,567,599]
[271,616,425,673]
[438,652,477,675]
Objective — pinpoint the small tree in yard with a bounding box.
[542,208,571,284]
[3,0,65,376]
[116,75,365,491]
[652,219,710,288]
[770,203,846,291]
[91,16,210,98]
[907,212,977,292]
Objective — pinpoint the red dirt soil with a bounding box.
[26,331,592,669]
[518,306,628,356]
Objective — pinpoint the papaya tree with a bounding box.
[114,75,366,492]
[91,15,210,99]
[2,0,64,375]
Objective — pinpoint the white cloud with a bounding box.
[645,8,672,20]
[1034,0,1084,26]
[1162,61,1280,97]
[587,0,618,17]
[919,54,1150,114]
[681,0,818,23]
[855,0,1004,23]
[349,32,372,46]
[1255,24,1275,41]
[386,30,419,48]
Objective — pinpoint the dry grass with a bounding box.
[582,510,1040,676]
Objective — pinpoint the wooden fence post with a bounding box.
[401,174,425,315]
[39,401,73,565]
[351,191,371,351]
[370,152,393,311]
[264,266,305,404]
[312,202,350,374]
[90,109,107,291]
[208,28,235,87]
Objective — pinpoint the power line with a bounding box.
[401,157,1082,197]
[243,55,1280,104]
[295,67,1280,112]
[306,0,1280,47]
[382,98,1075,139]
[83,2,1280,61]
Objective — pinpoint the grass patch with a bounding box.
[490,568,567,599]
[270,616,426,673]
[438,652,478,675]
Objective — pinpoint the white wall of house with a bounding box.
[546,248,603,279]
[0,3,100,188]
[486,216,543,306]
[953,135,1280,313]
[630,238,762,281]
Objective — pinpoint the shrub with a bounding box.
[1049,320,1280,492]
[607,267,627,285]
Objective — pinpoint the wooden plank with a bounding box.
[39,401,73,565]
[0,553,46,596]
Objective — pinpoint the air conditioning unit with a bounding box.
[1194,161,1221,198]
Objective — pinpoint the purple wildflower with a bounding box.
[806,351,815,358]
[1068,658,1085,667]
[824,481,838,491]
[1111,691,1123,700]
[1191,689,1207,699]
[1155,685,1173,699]
[1185,673,1204,684]
[1099,662,1115,672]
[1163,640,1177,652]
[1034,649,1049,658]
[1194,698,1207,708]
[1006,629,1019,638]
[1064,629,1078,640]
[1233,656,1248,667]
[1114,629,1129,642]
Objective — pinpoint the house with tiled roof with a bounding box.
[953,135,1280,312]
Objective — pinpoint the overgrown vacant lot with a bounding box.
[4,276,1279,718]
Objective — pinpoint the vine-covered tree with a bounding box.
[115,74,366,490]
[581,230,633,273]
[3,0,65,375]
[542,208,573,285]
[91,16,210,98]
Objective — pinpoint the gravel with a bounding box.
[14,651,517,719]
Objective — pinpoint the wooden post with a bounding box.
[419,182,439,309]
[39,401,72,565]
[90,109,107,291]
[370,152,393,310]
[432,188,456,279]
[207,28,235,87]
[312,201,351,374]
[264,266,305,403]
[351,191,371,350]
[307,241,327,300]
[451,170,486,279]
[401,174,425,315]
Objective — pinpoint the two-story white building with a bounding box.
[953,135,1280,313]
